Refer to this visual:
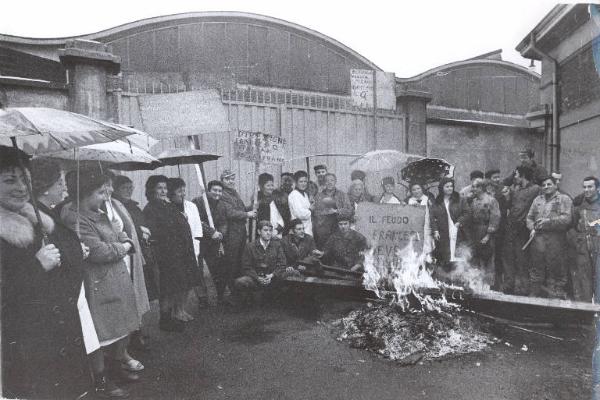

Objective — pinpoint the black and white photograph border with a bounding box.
[0,1,598,399]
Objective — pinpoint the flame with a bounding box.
[362,237,491,302]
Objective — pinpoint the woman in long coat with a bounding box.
[430,177,469,268]
[0,148,89,399]
[143,175,197,332]
[62,168,141,393]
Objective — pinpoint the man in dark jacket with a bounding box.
[518,148,548,185]
[194,180,229,305]
[322,215,369,271]
[502,166,540,294]
[281,218,321,266]
[571,176,600,302]
[234,221,291,302]
[220,169,256,291]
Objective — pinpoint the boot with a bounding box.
[94,373,129,399]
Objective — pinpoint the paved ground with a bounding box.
[124,295,594,400]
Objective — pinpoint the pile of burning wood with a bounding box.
[335,295,496,364]
[333,239,497,364]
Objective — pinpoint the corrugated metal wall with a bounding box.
[117,92,404,206]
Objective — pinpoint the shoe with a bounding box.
[159,316,185,332]
[108,367,140,384]
[121,359,144,372]
[94,375,129,398]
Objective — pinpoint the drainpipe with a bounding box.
[527,33,560,172]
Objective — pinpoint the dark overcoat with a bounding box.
[143,199,198,297]
[1,203,88,399]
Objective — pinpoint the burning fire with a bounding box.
[362,237,490,301]
[335,238,497,364]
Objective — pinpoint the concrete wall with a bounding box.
[1,83,68,109]
[427,122,544,192]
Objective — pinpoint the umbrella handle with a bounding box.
[11,137,48,244]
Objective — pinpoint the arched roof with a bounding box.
[397,58,540,83]
[0,11,379,70]
[397,56,540,117]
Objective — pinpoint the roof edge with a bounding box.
[396,58,540,83]
[0,11,380,70]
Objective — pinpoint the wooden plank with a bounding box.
[470,291,600,313]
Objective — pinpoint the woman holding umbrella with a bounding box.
[0,147,90,399]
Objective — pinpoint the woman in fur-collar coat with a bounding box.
[0,147,88,399]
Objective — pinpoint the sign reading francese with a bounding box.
[354,203,425,265]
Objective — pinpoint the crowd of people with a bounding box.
[1,143,599,399]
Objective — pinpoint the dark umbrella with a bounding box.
[113,147,220,171]
[400,157,454,185]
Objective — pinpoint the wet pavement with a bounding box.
[123,296,593,400]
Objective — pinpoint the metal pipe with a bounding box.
[526,33,560,172]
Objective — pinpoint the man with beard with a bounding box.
[314,164,328,190]
[322,215,368,271]
[194,180,229,305]
[502,166,540,294]
[220,170,256,295]
[571,176,600,301]
[313,173,353,249]
[526,175,572,298]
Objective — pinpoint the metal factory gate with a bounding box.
[117,87,405,205]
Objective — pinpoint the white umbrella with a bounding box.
[44,139,160,166]
[350,150,424,171]
[0,107,139,154]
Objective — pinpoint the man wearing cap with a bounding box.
[314,164,328,189]
[322,214,369,271]
[526,175,572,298]
[518,149,548,185]
[220,169,256,292]
[313,173,354,249]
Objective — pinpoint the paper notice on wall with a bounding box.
[350,69,396,110]
[233,130,286,165]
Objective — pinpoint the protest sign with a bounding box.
[233,130,286,165]
[354,203,425,265]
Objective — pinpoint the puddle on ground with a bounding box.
[222,318,281,345]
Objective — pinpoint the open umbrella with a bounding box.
[113,147,221,171]
[350,150,423,171]
[0,107,139,154]
[0,107,140,240]
[43,140,160,168]
[401,157,454,185]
